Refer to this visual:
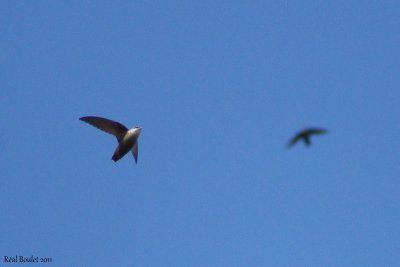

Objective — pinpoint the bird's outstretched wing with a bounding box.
[307,128,327,136]
[79,116,128,141]
[288,133,303,148]
[131,142,139,163]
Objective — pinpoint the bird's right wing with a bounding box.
[308,128,327,135]
[131,142,139,163]
[79,116,128,141]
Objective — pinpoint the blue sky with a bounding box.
[1,1,400,266]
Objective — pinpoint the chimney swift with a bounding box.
[288,127,327,148]
[79,116,142,163]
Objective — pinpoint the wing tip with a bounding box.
[79,116,92,123]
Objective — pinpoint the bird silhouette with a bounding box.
[80,116,142,163]
[288,127,327,148]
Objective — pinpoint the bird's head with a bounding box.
[127,126,142,139]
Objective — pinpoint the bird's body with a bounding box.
[79,116,141,163]
[111,128,140,162]
[288,127,327,148]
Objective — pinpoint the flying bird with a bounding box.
[288,127,327,148]
[79,116,142,163]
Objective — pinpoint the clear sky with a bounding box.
[1,1,400,266]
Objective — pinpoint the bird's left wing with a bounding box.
[288,133,302,148]
[80,116,128,141]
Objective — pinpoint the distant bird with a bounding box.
[288,127,327,148]
[80,116,142,163]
